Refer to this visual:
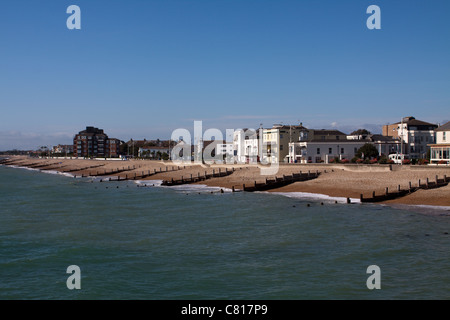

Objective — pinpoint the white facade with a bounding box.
[262,124,308,163]
[289,141,368,163]
[216,143,234,157]
[233,129,259,163]
[397,124,436,158]
[384,117,438,159]
[429,121,450,164]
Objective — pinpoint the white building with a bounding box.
[369,134,401,156]
[382,116,438,159]
[216,142,234,160]
[288,129,369,163]
[429,121,450,164]
[262,124,308,163]
[232,128,259,163]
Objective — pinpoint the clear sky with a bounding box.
[1,0,449,150]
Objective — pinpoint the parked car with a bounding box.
[388,153,409,164]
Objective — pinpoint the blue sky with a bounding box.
[1,0,449,150]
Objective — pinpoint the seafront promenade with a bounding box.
[1,156,450,207]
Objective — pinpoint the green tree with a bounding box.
[356,143,378,159]
[350,129,371,135]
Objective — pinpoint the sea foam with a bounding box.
[269,191,361,204]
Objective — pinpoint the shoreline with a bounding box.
[1,156,450,208]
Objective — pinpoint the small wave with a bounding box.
[134,180,163,187]
[270,191,361,204]
[133,180,232,193]
[41,170,75,178]
[167,184,233,193]
[7,165,40,172]
[5,165,76,178]
[388,203,450,215]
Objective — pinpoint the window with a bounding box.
[329,148,332,154]
[444,132,447,141]
[354,147,358,153]
[280,145,283,151]
[336,136,340,140]
[317,148,320,154]
[341,148,344,154]
[280,134,283,139]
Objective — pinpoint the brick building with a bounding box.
[73,127,121,158]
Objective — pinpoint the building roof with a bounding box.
[390,116,437,128]
[270,124,308,130]
[370,134,400,142]
[436,121,450,132]
[310,129,347,136]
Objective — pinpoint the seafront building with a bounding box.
[262,124,308,163]
[382,116,438,159]
[232,128,260,163]
[73,126,121,158]
[288,129,368,163]
[429,121,450,164]
[366,134,401,156]
[51,144,74,155]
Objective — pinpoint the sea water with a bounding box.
[0,165,449,299]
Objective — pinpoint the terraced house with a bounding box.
[429,121,450,164]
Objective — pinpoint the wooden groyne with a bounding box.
[161,168,235,186]
[0,158,10,165]
[91,165,138,177]
[62,164,105,173]
[26,162,63,169]
[41,164,70,171]
[360,175,449,203]
[93,166,184,181]
[0,158,41,167]
[243,170,320,192]
[127,166,184,180]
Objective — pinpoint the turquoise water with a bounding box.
[0,165,449,299]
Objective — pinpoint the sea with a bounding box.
[0,163,449,300]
